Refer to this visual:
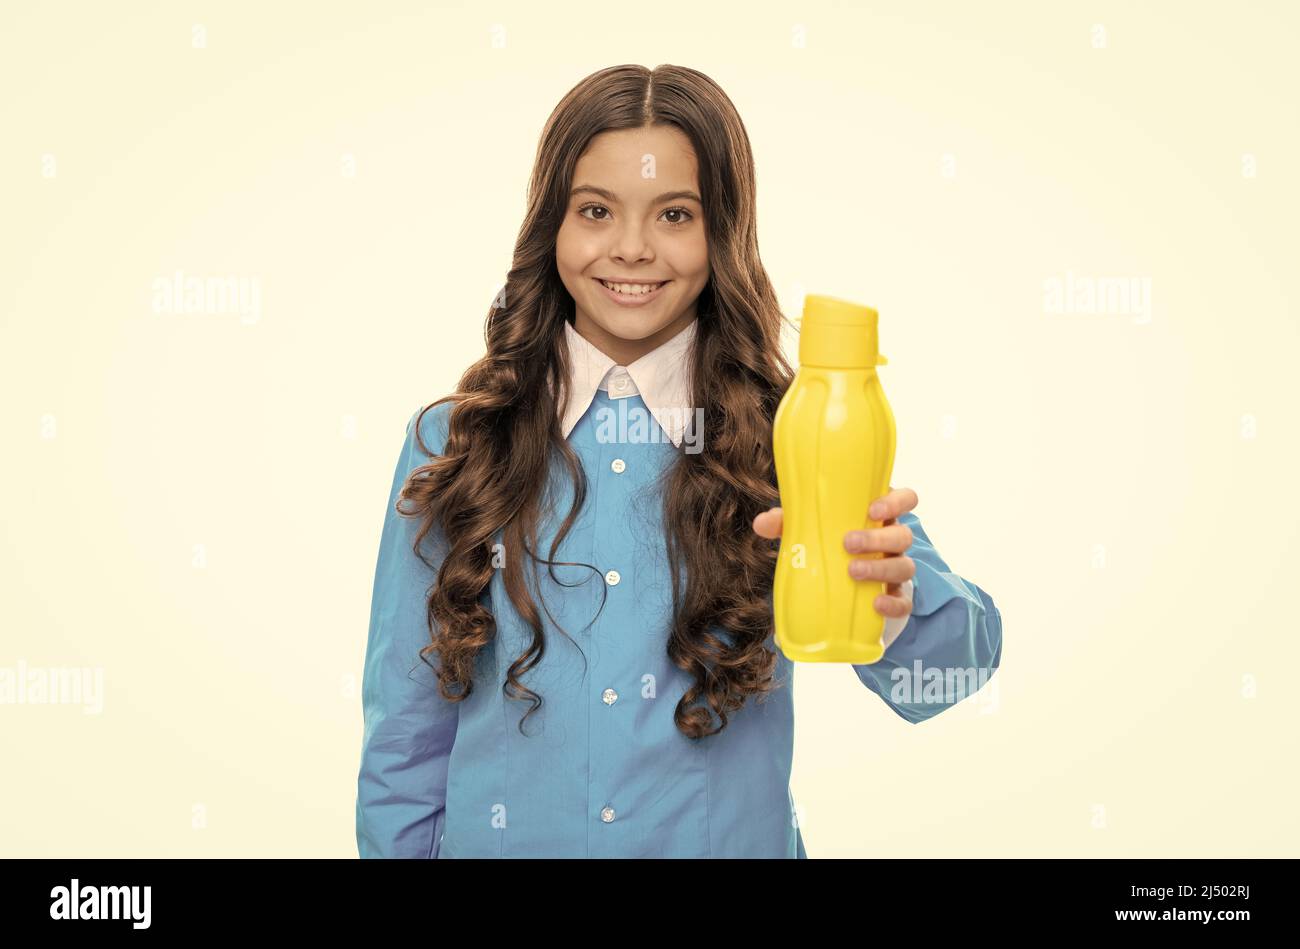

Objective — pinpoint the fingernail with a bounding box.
[869,502,885,519]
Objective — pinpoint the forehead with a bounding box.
[573,126,700,195]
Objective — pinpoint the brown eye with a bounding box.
[661,207,693,226]
[578,204,610,221]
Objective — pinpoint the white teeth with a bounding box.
[599,279,664,295]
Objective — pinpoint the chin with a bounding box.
[584,303,660,335]
[591,317,652,341]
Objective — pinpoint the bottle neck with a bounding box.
[799,323,880,368]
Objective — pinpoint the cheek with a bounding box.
[665,236,709,282]
[551,224,587,270]
[554,225,577,271]
[556,220,589,259]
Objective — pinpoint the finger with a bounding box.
[752,506,783,539]
[867,487,919,522]
[848,554,916,584]
[874,592,914,619]
[843,523,913,554]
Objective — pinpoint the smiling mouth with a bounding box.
[595,278,669,295]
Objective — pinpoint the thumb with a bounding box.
[752,506,783,539]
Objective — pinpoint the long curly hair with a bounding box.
[401,64,794,739]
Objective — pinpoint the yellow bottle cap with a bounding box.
[798,295,887,369]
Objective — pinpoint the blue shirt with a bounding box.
[357,389,1002,858]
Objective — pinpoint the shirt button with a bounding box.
[600,806,616,823]
[613,376,628,391]
[602,688,618,705]
[605,569,620,586]
[610,458,626,474]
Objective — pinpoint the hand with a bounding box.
[752,486,918,620]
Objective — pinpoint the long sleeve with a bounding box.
[853,511,1002,724]
[356,405,460,858]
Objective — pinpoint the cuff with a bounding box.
[880,579,914,652]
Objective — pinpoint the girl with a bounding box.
[356,64,1002,859]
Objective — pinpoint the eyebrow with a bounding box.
[570,184,703,205]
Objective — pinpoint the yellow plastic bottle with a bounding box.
[772,295,896,664]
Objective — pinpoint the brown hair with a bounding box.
[401,64,793,739]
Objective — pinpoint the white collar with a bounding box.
[560,318,697,447]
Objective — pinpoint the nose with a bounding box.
[608,218,654,265]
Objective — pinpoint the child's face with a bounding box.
[556,124,710,364]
